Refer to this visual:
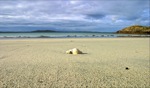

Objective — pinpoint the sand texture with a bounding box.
[0,38,149,88]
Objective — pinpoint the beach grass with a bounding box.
[0,38,149,88]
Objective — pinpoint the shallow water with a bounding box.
[0,32,149,38]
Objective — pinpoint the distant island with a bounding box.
[0,30,110,33]
[0,30,56,33]
[117,25,150,34]
[31,30,56,32]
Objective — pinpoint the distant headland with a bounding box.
[0,30,56,33]
[117,25,150,34]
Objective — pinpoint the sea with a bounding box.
[0,32,149,38]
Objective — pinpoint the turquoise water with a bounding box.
[0,32,149,38]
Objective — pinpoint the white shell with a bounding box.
[66,49,72,54]
[72,48,79,54]
[66,48,82,55]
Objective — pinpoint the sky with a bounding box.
[0,0,149,32]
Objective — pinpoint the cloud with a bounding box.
[0,0,149,32]
[86,13,106,19]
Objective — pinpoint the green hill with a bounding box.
[117,25,150,34]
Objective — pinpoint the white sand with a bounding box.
[0,38,149,87]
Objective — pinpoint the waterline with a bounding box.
[0,32,149,38]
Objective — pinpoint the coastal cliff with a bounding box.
[117,25,150,34]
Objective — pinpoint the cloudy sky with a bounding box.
[0,0,149,32]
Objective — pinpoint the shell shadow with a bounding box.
[81,53,88,54]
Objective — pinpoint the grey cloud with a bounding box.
[86,13,106,19]
[0,0,149,32]
[80,0,149,21]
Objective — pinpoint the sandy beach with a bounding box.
[0,38,149,88]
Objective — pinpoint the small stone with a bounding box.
[125,67,129,70]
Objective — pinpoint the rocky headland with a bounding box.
[117,25,150,34]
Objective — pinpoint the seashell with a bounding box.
[66,48,82,55]
[66,50,72,54]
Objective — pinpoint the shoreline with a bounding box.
[0,32,150,39]
[0,36,149,40]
